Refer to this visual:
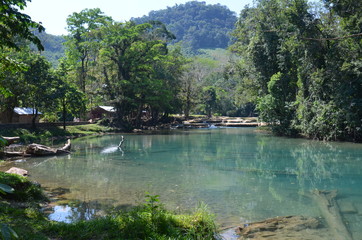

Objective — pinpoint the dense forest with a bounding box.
[230,0,362,142]
[32,31,66,67]
[132,1,237,50]
[0,0,361,142]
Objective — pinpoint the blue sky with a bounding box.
[23,0,254,35]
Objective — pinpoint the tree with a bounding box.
[0,48,29,123]
[65,8,112,93]
[0,0,44,104]
[0,0,44,51]
[201,86,217,118]
[0,49,58,127]
[22,53,55,128]
[179,59,203,119]
[98,20,182,127]
[54,60,86,129]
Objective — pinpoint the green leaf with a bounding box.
[0,137,8,147]
[0,183,14,194]
[1,224,18,240]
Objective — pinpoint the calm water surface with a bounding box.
[2,128,362,237]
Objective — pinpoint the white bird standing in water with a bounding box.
[119,136,124,148]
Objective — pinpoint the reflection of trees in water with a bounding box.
[54,200,134,223]
[252,136,362,194]
[67,200,102,222]
[291,142,337,193]
[170,130,362,217]
[291,142,362,196]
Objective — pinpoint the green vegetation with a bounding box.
[0,172,47,202]
[47,201,216,240]
[132,1,237,50]
[230,0,362,142]
[0,124,112,144]
[33,32,66,67]
[1,0,361,142]
[0,172,217,239]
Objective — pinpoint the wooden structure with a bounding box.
[89,106,116,120]
[0,107,42,124]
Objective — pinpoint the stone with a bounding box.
[236,216,335,240]
[338,199,358,214]
[5,167,28,176]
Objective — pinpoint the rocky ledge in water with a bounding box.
[235,215,335,240]
[181,117,260,128]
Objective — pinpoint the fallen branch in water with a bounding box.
[5,139,71,157]
[311,190,352,240]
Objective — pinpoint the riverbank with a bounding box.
[0,172,218,239]
[0,116,261,146]
[0,123,115,145]
[181,117,260,128]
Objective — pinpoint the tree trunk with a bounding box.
[62,99,66,130]
[31,108,38,129]
[311,190,352,240]
[1,107,14,123]
[135,104,143,128]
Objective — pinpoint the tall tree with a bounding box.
[98,20,183,126]
[22,53,54,128]
[65,8,112,93]
[0,0,44,104]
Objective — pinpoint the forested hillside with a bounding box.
[33,31,65,66]
[132,1,237,50]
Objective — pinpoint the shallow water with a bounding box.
[2,128,362,238]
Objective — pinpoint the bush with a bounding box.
[0,172,47,202]
[47,196,217,240]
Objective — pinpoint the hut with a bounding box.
[89,106,116,120]
[13,107,42,123]
[0,107,42,124]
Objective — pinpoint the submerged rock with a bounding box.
[6,167,28,176]
[236,216,334,239]
[338,199,358,214]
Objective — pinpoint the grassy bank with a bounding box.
[0,172,218,240]
[0,124,114,144]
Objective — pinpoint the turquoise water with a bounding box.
[2,128,362,237]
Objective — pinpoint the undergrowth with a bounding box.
[0,173,218,240]
[0,124,113,144]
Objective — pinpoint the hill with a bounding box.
[132,1,237,50]
[33,31,66,67]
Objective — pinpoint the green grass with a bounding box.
[0,124,114,145]
[47,203,217,240]
[0,173,218,240]
[0,172,47,202]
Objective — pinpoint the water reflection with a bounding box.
[1,128,362,237]
[47,200,134,223]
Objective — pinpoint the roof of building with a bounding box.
[14,107,42,115]
[98,106,116,112]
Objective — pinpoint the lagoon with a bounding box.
[3,128,362,238]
